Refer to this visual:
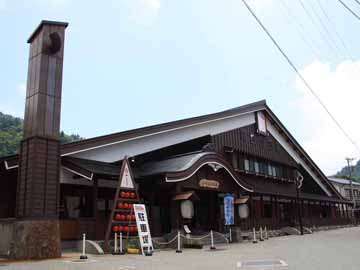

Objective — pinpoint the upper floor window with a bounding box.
[257,111,267,135]
[268,164,273,176]
[254,161,260,174]
[244,159,250,171]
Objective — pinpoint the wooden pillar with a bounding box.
[308,200,312,227]
[276,196,280,229]
[250,194,255,229]
[270,196,274,230]
[92,176,98,239]
[260,195,264,226]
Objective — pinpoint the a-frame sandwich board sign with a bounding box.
[104,157,140,253]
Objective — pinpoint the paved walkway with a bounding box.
[2,226,360,270]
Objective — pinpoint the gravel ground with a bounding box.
[2,226,360,270]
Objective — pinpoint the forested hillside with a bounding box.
[335,160,360,182]
[0,111,83,157]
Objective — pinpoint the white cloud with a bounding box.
[127,0,161,26]
[294,60,360,175]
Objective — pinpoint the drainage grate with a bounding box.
[237,259,288,269]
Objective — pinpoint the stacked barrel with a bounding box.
[112,190,139,236]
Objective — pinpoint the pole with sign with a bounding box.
[224,194,234,225]
[134,204,153,256]
[224,194,234,241]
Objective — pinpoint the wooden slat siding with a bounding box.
[16,137,60,218]
[212,124,297,167]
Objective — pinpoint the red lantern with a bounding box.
[115,214,121,220]
[120,191,126,198]
[118,225,123,232]
[123,203,128,209]
[112,226,119,232]
[120,214,126,221]
[123,226,129,232]
[126,214,131,221]
[117,202,123,209]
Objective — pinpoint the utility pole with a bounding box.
[345,157,355,217]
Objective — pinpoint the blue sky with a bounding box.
[1,0,360,174]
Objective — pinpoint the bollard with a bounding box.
[176,231,182,253]
[119,232,125,255]
[229,227,232,243]
[252,227,258,244]
[210,230,216,250]
[80,233,88,260]
[113,232,118,254]
[264,226,268,240]
[260,227,264,241]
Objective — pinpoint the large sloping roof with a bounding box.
[328,177,360,186]
[0,99,343,200]
[60,100,266,156]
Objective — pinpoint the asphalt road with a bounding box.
[3,226,360,270]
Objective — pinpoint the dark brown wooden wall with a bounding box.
[212,124,297,167]
[0,170,17,218]
[16,137,60,218]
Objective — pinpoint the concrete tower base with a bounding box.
[10,219,61,260]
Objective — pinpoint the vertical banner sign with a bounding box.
[224,194,234,225]
[133,204,153,255]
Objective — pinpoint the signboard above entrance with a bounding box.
[199,179,220,189]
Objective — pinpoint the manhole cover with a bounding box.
[64,259,98,263]
[237,259,288,269]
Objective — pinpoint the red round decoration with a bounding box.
[123,226,129,232]
[118,225,123,232]
[120,191,126,198]
[123,203,128,209]
[128,203,132,210]
[126,214,131,221]
[120,214,126,221]
[130,192,136,199]
[115,214,121,220]
[112,226,119,232]
[117,202,122,209]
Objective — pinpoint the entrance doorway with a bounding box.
[191,190,223,233]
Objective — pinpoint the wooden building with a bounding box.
[0,100,351,240]
[0,22,352,256]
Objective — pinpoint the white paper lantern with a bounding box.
[238,204,249,219]
[181,200,194,219]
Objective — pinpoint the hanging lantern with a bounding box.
[180,200,194,219]
[238,204,249,219]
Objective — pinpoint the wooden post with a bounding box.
[250,194,255,229]
[260,195,264,227]
[308,201,312,227]
[270,196,274,230]
[275,196,278,229]
[93,176,98,239]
